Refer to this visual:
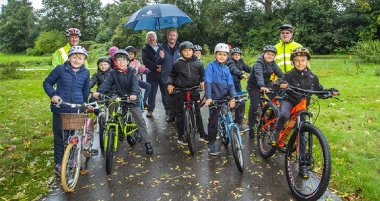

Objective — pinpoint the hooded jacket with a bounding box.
[43,61,90,113]
[247,54,283,90]
[204,60,237,100]
[167,55,204,88]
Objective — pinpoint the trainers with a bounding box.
[177,138,188,146]
[145,142,153,154]
[144,103,149,110]
[199,137,209,143]
[146,112,153,118]
[208,143,219,156]
[54,164,61,177]
[299,164,309,179]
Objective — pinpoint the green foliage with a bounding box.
[87,42,111,66]
[80,41,97,51]
[0,66,22,79]
[203,44,210,56]
[0,0,37,53]
[375,66,380,76]
[30,30,66,55]
[111,17,147,49]
[353,40,380,63]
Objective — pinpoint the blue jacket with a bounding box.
[43,61,90,113]
[155,42,181,84]
[204,60,237,100]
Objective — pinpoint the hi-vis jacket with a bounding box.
[274,40,302,73]
[51,43,88,67]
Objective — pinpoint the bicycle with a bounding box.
[95,99,108,152]
[174,86,202,155]
[101,95,140,175]
[215,93,248,172]
[56,100,100,192]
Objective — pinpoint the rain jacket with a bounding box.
[204,60,237,100]
[226,57,251,91]
[167,55,204,88]
[247,54,283,90]
[142,43,160,81]
[155,42,181,84]
[51,43,88,68]
[43,61,90,113]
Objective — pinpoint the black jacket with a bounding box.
[276,68,323,105]
[247,55,283,90]
[142,43,160,81]
[227,58,251,83]
[90,68,111,88]
[167,55,204,88]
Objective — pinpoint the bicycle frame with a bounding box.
[219,103,243,148]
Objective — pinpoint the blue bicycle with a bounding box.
[215,93,247,172]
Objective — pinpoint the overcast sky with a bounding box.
[0,0,115,9]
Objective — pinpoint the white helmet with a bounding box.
[214,43,230,54]
[68,46,88,58]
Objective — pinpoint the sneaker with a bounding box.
[208,143,219,156]
[145,142,153,155]
[146,112,153,118]
[144,103,149,110]
[299,164,309,179]
[177,138,188,146]
[199,137,209,143]
[54,164,61,177]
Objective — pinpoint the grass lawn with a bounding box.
[0,53,379,200]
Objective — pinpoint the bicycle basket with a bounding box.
[60,113,86,130]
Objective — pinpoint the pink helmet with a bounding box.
[109,46,119,58]
[66,28,81,37]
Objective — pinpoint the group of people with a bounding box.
[44,24,338,176]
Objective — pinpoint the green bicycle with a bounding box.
[102,95,140,175]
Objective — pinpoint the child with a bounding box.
[92,50,153,155]
[167,41,207,145]
[108,46,119,69]
[43,46,90,176]
[125,46,151,109]
[204,43,237,155]
[226,47,252,131]
[90,57,112,90]
[246,45,283,138]
[274,47,338,178]
[193,45,203,61]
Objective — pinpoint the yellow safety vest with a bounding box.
[274,40,302,73]
[51,43,88,67]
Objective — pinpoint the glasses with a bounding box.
[115,58,128,62]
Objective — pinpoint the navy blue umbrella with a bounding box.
[125,4,192,31]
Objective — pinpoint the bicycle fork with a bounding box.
[104,122,119,151]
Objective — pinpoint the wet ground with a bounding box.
[41,92,341,201]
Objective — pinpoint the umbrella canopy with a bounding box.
[125,4,192,31]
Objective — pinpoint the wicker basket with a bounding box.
[60,113,86,130]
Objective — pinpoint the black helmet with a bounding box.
[97,56,111,65]
[114,50,130,61]
[263,45,277,54]
[279,24,294,32]
[290,47,311,61]
[179,41,194,52]
[230,47,242,55]
[194,45,203,52]
[125,46,136,54]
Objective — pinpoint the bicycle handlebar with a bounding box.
[98,93,137,104]
[174,86,202,93]
[284,86,339,99]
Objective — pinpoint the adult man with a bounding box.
[155,29,181,122]
[274,24,303,75]
[52,28,88,67]
[142,31,163,118]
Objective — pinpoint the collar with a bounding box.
[115,66,128,74]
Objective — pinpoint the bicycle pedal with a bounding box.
[90,149,99,156]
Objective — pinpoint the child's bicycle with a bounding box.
[174,86,202,155]
[259,85,339,201]
[215,93,248,172]
[56,100,100,192]
[101,95,140,175]
[95,99,108,152]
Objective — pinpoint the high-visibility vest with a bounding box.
[274,40,302,73]
[51,43,88,67]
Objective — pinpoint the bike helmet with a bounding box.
[263,45,277,54]
[114,50,130,61]
[290,47,311,61]
[109,46,119,58]
[279,24,294,32]
[65,28,81,37]
[214,43,230,53]
[97,57,111,65]
[125,46,137,54]
[179,41,194,52]
[193,45,203,52]
[230,47,242,55]
[68,46,88,57]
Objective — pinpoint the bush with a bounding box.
[353,40,380,63]
[87,42,111,65]
[80,41,97,51]
[31,30,66,55]
[0,66,22,79]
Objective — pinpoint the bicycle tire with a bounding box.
[98,115,106,152]
[61,142,81,192]
[218,119,229,146]
[257,102,278,159]
[84,118,94,158]
[185,109,196,155]
[230,126,244,172]
[285,123,331,201]
[105,127,115,175]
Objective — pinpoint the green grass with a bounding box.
[0,54,379,200]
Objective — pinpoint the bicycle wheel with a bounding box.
[285,123,331,201]
[105,127,115,175]
[257,102,278,159]
[98,114,106,152]
[230,126,244,172]
[185,109,196,155]
[61,142,81,192]
[83,118,94,158]
[218,119,229,146]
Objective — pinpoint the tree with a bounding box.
[0,0,36,53]
[39,0,102,41]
